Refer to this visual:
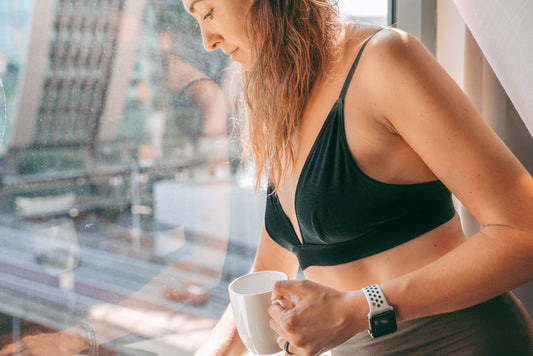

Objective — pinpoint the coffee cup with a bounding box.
[228,270,288,355]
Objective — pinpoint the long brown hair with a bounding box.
[240,0,343,191]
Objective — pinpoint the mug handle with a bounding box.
[272,296,293,309]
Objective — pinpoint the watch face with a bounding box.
[370,310,397,338]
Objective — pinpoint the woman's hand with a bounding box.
[0,331,87,356]
[268,280,367,356]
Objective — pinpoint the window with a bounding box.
[339,0,389,25]
[0,1,388,354]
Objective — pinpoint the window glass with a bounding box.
[339,0,389,25]
[0,1,387,354]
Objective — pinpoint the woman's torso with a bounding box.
[272,23,467,290]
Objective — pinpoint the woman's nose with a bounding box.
[202,29,222,51]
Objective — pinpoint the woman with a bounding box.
[185,0,533,355]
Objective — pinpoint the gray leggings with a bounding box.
[330,292,533,356]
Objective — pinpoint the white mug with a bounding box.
[229,271,288,355]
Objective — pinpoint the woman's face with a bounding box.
[182,0,255,70]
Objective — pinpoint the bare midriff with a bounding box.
[303,213,467,291]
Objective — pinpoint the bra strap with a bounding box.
[338,29,383,101]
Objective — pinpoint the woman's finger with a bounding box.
[269,297,295,330]
[276,336,285,349]
[271,280,309,301]
[269,303,302,354]
[269,313,286,338]
[276,336,299,356]
[276,337,287,354]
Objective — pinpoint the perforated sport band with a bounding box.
[361,284,394,315]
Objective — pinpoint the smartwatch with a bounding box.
[361,284,397,338]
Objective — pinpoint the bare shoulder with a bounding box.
[367,27,427,60]
[361,27,440,84]
[341,22,385,56]
[340,26,434,95]
[359,27,456,123]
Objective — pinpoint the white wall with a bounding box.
[453,0,533,137]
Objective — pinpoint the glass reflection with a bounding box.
[0,1,388,354]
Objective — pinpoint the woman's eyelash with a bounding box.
[203,9,213,20]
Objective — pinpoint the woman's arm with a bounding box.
[195,222,300,356]
[194,305,248,356]
[370,28,533,321]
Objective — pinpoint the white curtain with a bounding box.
[453,0,533,137]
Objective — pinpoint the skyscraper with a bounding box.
[10,0,146,152]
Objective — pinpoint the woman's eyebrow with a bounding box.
[189,0,205,13]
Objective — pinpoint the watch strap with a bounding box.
[362,284,394,316]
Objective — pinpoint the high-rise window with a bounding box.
[0,2,389,354]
